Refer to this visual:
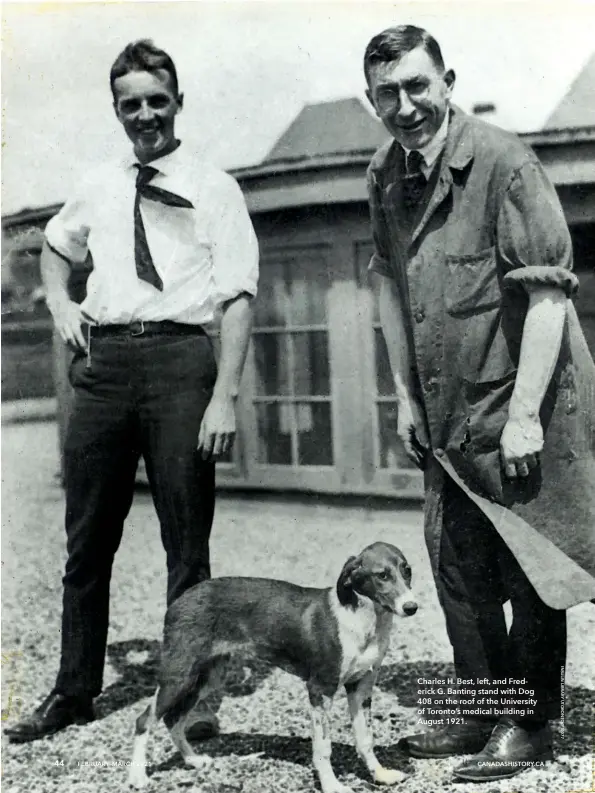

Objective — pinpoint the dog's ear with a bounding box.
[336,555,360,607]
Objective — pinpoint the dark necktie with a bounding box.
[403,150,427,211]
[134,164,194,291]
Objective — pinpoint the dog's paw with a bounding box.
[128,769,149,789]
[374,765,407,785]
[185,753,214,771]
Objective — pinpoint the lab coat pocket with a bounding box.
[458,370,541,506]
[463,370,517,453]
[445,248,501,316]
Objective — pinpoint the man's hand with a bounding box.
[50,299,88,351]
[397,396,429,469]
[500,413,543,478]
[197,395,237,460]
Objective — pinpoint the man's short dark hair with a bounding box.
[364,25,445,84]
[110,39,179,100]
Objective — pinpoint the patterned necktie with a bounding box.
[403,150,427,210]
[134,164,194,291]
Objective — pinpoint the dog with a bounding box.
[128,541,417,793]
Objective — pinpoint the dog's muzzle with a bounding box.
[390,597,419,617]
[401,600,418,616]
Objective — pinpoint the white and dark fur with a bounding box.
[128,541,417,793]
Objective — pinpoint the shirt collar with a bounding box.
[402,110,450,172]
[123,140,184,175]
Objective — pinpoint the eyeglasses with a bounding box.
[373,83,429,115]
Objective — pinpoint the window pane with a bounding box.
[293,332,330,396]
[255,403,293,464]
[253,264,288,328]
[355,240,380,324]
[377,403,415,469]
[573,268,595,358]
[297,402,333,466]
[375,328,395,396]
[289,258,328,326]
[254,333,291,396]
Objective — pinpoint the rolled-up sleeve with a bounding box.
[498,160,578,297]
[366,167,394,279]
[210,173,259,308]
[44,188,90,265]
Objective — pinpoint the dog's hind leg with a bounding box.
[345,673,406,786]
[128,689,159,789]
[163,660,226,772]
[165,706,214,772]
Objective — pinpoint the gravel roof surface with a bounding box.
[2,421,593,793]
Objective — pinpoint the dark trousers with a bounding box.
[435,476,566,723]
[55,330,217,698]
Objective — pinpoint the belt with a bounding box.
[90,320,205,337]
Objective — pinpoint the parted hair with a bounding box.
[110,39,179,99]
[364,25,445,84]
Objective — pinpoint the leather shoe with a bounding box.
[397,719,496,758]
[4,690,95,743]
[185,717,220,741]
[185,702,220,742]
[453,717,553,781]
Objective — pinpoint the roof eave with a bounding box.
[233,126,595,181]
[232,149,379,180]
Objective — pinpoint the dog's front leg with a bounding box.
[346,673,406,786]
[308,683,353,793]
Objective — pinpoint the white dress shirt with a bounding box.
[402,111,450,178]
[45,145,259,325]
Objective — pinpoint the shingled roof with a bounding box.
[263,96,389,164]
[544,52,595,130]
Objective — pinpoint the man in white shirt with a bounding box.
[6,39,259,743]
